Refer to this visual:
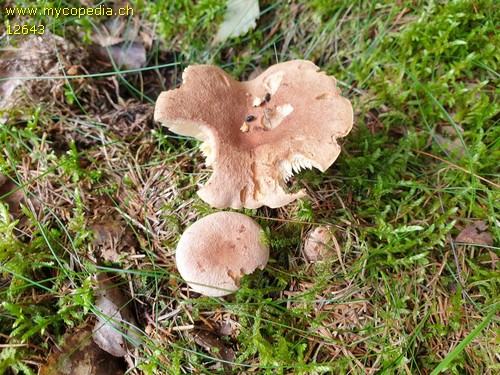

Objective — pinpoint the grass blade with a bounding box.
[430,305,499,375]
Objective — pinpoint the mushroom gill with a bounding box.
[154,60,353,209]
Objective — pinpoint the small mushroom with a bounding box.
[154,60,353,209]
[175,212,269,297]
[303,226,334,262]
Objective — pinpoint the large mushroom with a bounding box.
[175,212,269,297]
[154,60,353,209]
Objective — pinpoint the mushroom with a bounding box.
[175,212,269,297]
[303,226,334,262]
[154,60,353,209]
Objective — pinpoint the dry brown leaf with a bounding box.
[91,42,146,70]
[0,176,25,218]
[39,326,125,375]
[456,220,494,247]
[0,175,40,222]
[93,274,140,357]
[0,42,37,121]
[192,329,235,370]
[91,17,146,70]
[90,217,137,262]
[0,33,70,122]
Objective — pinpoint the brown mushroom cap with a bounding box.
[175,212,269,297]
[154,60,353,209]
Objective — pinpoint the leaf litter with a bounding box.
[93,273,141,358]
[39,326,125,375]
[456,220,494,247]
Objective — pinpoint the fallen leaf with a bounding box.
[0,33,70,123]
[92,42,146,70]
[0,41,37,123]
[91,17,146,70]
[39,326,125,375]
[192,328,235,370]
[456,220,494,247]
[0,175,40,224]
[0,176,25,218]
[93,274,141,357]
[214,0,260,43]
[92,17,141,47]
[90,217,137,262]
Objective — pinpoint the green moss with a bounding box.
[1,0,498,373]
